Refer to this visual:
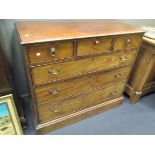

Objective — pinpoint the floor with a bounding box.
[24,93,155,135]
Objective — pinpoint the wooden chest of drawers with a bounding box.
[126,37,155,103]
[16,20,144,134]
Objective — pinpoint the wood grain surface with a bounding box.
[37,81,125,123]
[31,50,136,86]
[17,20,144,134]
[34,66,131,104]
[16,20,144,45]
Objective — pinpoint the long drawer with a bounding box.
[37,81,125,123]
[31,50,136,86]
[34,66,131,104]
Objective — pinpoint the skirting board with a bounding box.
[36,96,124,134]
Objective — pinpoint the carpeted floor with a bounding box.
[24,93,155,135]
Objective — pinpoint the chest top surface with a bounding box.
[16,19,144,45]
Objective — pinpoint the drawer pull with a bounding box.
[49,88,61,94]
[51,108,61,113]
[95,40,100,44]
[126,38,131,47]
[49,47,56,56]
[114,73,122,78]
[48,68,61,74]
[120,55,128,61]
[110,90,118,95]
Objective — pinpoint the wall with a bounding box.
[0,19,155,96]
[0,19,29,96]
[121,19,155,26]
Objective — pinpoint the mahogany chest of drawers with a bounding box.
[126,36,155,103]
[16,20,144,134]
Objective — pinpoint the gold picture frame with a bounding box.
[0,94,23,135]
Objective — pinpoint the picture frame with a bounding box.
[0,94,23,135]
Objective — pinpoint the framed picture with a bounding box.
[0,94,23,135]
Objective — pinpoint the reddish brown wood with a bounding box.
[27,41,73,63]
[37,97,124,134]
[31,50,136,86]
[37,81,125,123]
[16,20,144,134]
[16,20,144,45]
[77,37,112,56]
[34,66,130,105]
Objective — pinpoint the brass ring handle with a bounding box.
[120,55,128,61]
[110,90,118,95]
[48,68,61,74]
[49,88,61,94]
[49,47,56,56]
[51,108,61,113]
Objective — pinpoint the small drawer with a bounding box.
[77,37,112,56]
[114,35,141,50]
[37,81,125,123]
[31,50,136,86]
[27,42,73,63]
[34,66,131,104]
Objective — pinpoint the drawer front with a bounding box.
[37,81,125,123]
[31,50,136,86]
[35,66,131,104]
[114,35,141,50]
[27,42,73,63]
[77,37,112,56]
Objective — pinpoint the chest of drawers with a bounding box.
[126,36,155,103]
[16,20,144,134]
